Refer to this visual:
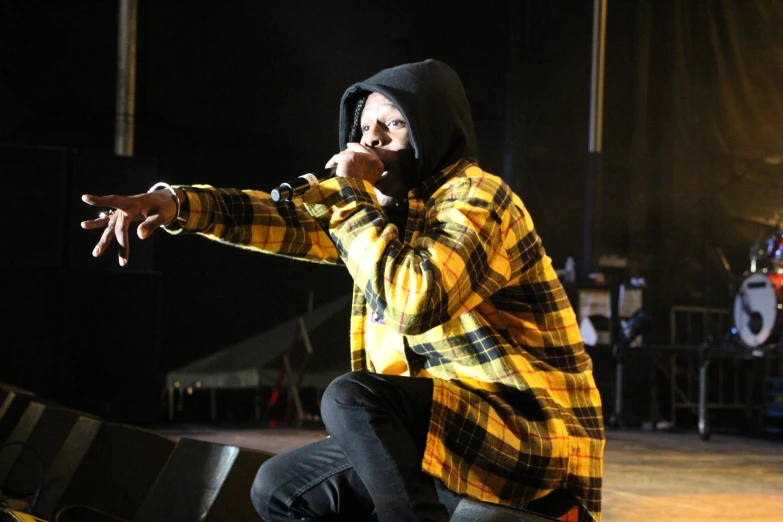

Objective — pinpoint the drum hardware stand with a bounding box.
[609,340,629,429]
[697,340,711,441]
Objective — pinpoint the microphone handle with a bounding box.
[270,167,335,202]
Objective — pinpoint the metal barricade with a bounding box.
[663,305,782,440]
[669,305,729,345]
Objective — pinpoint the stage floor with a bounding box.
[153,424,783,521]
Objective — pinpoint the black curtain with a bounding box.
[641,0,783,324]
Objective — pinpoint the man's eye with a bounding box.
[362,125,370,132]
[388,119,405,128]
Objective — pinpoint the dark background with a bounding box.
[2,0,782,422]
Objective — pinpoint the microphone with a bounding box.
[270,167,336,202]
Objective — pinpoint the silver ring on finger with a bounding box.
[99,209,115,220]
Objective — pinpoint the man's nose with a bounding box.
[361,123,385,148]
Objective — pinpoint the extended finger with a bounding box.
[81,194,125,208]
[80,206,116,229]
[325,153,343,169]
[116,210,131,266]
[93,216,116,258]
[81,216,111,230]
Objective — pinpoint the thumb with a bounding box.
[137,214,166,239]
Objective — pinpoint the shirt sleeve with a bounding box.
[303,172,524,335]
[169,184,341,263]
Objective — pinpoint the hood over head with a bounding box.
[339,59,478,187]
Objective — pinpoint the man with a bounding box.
[82,60,604,521]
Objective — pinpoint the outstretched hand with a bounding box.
[80,190,178,266]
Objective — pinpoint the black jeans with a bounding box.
[250,372,459,522]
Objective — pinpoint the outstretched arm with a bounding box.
[81,183,342,266]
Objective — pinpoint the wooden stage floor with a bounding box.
[153,424,783,521]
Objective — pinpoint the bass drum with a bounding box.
[733,272,783,348]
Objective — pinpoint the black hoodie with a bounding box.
[338,59,478,187]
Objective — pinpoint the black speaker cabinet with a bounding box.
[0,402,90,500]
[133,437,275,522]
[35,418,175,521]
[0,389,36,447]
[0,145,159,271]
[0,144,69,268]
[0,144,160,270]
[1,266,164,422]
[0,401,82,482]
[1,144,164,421]
[60,269,164,421]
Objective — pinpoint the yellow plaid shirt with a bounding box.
[173,158,604,519]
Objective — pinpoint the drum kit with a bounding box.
[732,223,783,348]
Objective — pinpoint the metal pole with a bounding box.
[699,358,710,440]
[611,355,624,428]
[115,0,138,156]
[588,0,607,155]
[582,0,607,276]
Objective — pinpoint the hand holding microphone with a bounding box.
[270,144,387,202]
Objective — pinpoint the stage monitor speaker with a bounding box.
[69,150,159,272]
[36,420,175,522]
[0,394,14,430]
[0,402,46,484]
[0,384,36,398]
[0,265,69,401]
[0,403,90,513]
[0,390,36,447]
[32,416,101,520]
[133,437,275,522]
[0,144,68,268]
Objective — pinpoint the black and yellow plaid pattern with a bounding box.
[173,159,604,520]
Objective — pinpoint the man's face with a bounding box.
[359,92,415,207]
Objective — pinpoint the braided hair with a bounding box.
[346,94,368,144]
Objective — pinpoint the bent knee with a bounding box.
[323,372,367,404]
[250,455,287,520]
[321,372,376,421]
